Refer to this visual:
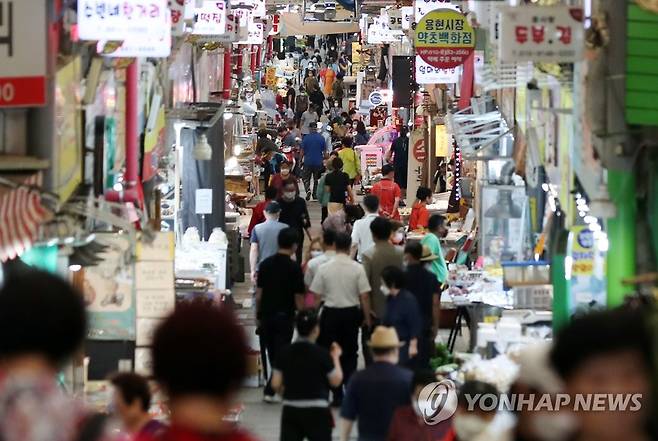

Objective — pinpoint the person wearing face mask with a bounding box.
[387,370,452,441]
[402,243,442,370]
[445,381,513,441]
[351,195,380,262]
[361,217,404,366]
[301,122,326,201]
[380,266,421,365]
[421,214,449,287]
[304,229,337,292]
[409,187,433,231]
[508,342,577,441]
[278,180,311,263]
[269,161,300,200]
[385,126,409,197]
[337,137,361,186]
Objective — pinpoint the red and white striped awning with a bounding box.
[0,174,52,262]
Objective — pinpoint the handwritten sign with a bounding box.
[137,287,176,318]
[195,188,213,214]
[136,232,175,261]
[136,318,162,346]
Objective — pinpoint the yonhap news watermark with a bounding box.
[462,392,643,412]
[418,381,644,425]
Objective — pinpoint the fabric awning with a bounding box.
[278,13,359,36]
[0,174,51,262]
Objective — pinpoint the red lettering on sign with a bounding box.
[413,139,426,162]
[531,25,545,43]
[0,77,46,107]
[515,26,528,44]
[557,25,571,44]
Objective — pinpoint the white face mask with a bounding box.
[453,414,491,441]
[529,413,578,441]
[283,191,296,201]
[380,284,391,296]
[310,250,323,258]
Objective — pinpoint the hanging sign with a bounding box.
[192,0,227,35]
[407,130,425,207]
[78,0,169,41]
[98,14,171,57]
[169,0,187,36]
[415,8,475,70]
[232,0,266,18]
[568,226,607,315]
[0,0,47,107]
[401,6,413,30]
[388,9,403,30]
[195,189,213,214]
[367,16,399,44]
[414,0,458,22]
[265,66,277,87]
[415,58,460,84]
[369,91,383,106]
[238,18,263,44]
[498,5,584,63]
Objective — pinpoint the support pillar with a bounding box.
[223,47,232,99]
[606,170,636,306]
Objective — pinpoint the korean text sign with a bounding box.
[78,0,169,41]
[414,8,475,70]
[0,0,46,107]
[498,5,584,63]
[192,0,227,35]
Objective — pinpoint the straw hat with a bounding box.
[367,326,403,349]
[420,245,438,262]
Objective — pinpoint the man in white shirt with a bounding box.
[310,233,372,406]
[351,194,380,262]
[304,229,337,289]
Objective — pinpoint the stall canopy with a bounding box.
[278,13,359,36]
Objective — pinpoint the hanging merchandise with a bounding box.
[498,5,584,63]
[78,0,169,41]
[414,8,475,70]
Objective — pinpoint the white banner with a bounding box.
[192,0,227,35]
[367,16,399,43]
[415,57,460,84]
[413,0,457,21]
[78,0,168,41]
[99,14,171,57]
[498,5,584,63]
[169,0,186,36]
[238,19,264,44]
[401,6,413,30]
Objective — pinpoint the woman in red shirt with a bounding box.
[409,187,433,231]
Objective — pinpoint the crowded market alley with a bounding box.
[0,1,657,441]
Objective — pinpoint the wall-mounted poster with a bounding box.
[84,233,136,340]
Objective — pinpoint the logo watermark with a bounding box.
[418,381,643,426]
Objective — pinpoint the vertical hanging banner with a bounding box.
[192,0,227,35]
[414,8,475,70]
[407,130,425,205]
[169,0,187,36]
[0,0,46,107]
[78,0,169,41]
[498,5,584,63]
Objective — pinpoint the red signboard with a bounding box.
[0,77,46,108]
[413,138,427,162]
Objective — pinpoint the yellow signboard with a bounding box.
[265,67,277,88]
[414,9,475,70]
[435,124,449,157]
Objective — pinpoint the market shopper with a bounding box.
[387,370,451,441]
[109,372,165,438]
[550,308,654,441]
[315,154,336,223]
[403,242,442,369]
[325,157,355,214]
[409,186,433,231]
[150,302,257,441]
[339,326,412,441]
[354,121,370,146]
[262,148,288,191]
[301,104,319,136]
[301,122,326,200]
[250,201,288,284]
[286,80,296,112]
[271,310,343,441]
[278,180,311,263]
[310,232,372,406]
[421,214,449,286]
[351,194,379,262]
[361,217,404,365]
[304,229,337,290]
[269,161,299,199]
[257,128,278,154]
[331,73,345,109]
[443,381,513,441]
[0,266,113,441]
[380,266,421,365]
[247,186,278,237]
[385,126,409,195]
[338,137,361,185]
[305,69,320,94]
[371,164,401,220]
[257,228,306,402]
[322,203,362,235]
